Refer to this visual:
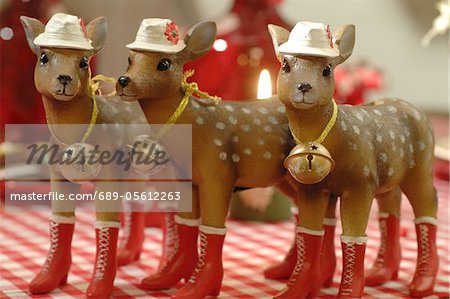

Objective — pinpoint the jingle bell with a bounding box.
[284,142,335,184]
[129,135,168,176]
[57,143,102,183]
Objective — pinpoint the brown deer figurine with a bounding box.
[21,13,149,298]
[115,18,319,298]
[269,21,438,298]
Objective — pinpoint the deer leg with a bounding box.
[141,185,200,290]
[338,190,374,298]
[366,188,402,286]
[274,187,329,299]
[173,177,234,298]
[321,195,338,287]
[401,177,438,297]
[28,177,79,294]
[264,181,298,280]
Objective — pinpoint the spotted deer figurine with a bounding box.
[21,13,149,298]
[115,18,329,298]
[269,21,439,298]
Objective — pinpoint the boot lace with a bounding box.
[42,221,59,273]
[418,224,430,275]
[287,235,306,286]
[119,212,132,249]
[189,231,207,284]
[159,214,179,270]
[375,218,387,264]
[94,227,110,280]
[340,242,356,296]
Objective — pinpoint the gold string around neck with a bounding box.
[48,74,116,146]
[153,69,221,140]
[290,99,338,145]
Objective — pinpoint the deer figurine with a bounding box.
[21,13,150,298]
[269,21,438,298]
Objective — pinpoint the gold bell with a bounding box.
[129,135,168,176]
[57,143,102,183]
[284,142,335,184]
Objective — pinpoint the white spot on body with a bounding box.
[349,142,358,151]
[356,113,364,122]
[363,166,370,177]
[277,106,285,113]
[232,153,240,162]
[191,100,200,109]
[419,141,426,151]
[213,139,222,146]
[257,138,265,145]
[242,108,251,114]
[400,135,406,143]
[388,167,394,176]
[253,118,262,125]
[374,109,382,116]
[196,117,204,125]
[244,148,252,155]
[409,160,416,168]
[232,135,239,143]
[279,136,287,144]
[258,107,268,114]
[400,148,405,158]
[207,106,216,112]
[352,126,360,135]
[240,124,251,132]
[224,105,234,112]
[216,122,226,130]
[409,144,414,153]
[228,116,238,125]
[269,116,278,124]
[387,106,397,113]
[341,121,347,131]
[263,151,272,159]
[264,126,272,133]
[389,130,395,140]
[412,109,422,121]
[219,152,227,160]
[376,134,383,143]
[380,152,388,163]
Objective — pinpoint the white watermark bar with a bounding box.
[4,124,192,212]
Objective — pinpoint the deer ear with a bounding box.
[181,21,216,62]
[332,24,355,65]
[86,17,107,55]
[20,16,44,54]
[268,24,289,62]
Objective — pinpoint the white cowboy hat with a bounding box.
[127,18,186,53]
[33,13,93,50]
[278,21,339,58]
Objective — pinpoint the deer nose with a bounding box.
[57,75,72,84]
[118,76,130,87]
[297,83,312,93]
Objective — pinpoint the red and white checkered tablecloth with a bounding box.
[1,178,449,299]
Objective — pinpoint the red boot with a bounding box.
[264,213,299,280]
[321,218,337,287]
[117,212,145,266]
[274,227,324,299]
[365,213,401,286]
[86,222,119,299]
[172,225,226,298]
[409,217,439,298]
[337,236,367,298]
[29,215,74,294]
[141,216,199,290]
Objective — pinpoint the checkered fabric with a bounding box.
[1,178,448,298]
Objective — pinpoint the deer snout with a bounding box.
[118,76,130,87]
[57,74,72,85]
[297,83,312,93]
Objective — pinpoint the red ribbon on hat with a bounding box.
[326,24,333,48]
[165,21,180,45]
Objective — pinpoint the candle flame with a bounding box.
[257,69,272,99]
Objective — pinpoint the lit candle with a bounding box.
[257,69,272,99]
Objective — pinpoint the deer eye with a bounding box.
[79,57,89,69]
[157,59,171,71]
[40,53,49,65]
[322,64,332,77]
[282,58,290,73]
